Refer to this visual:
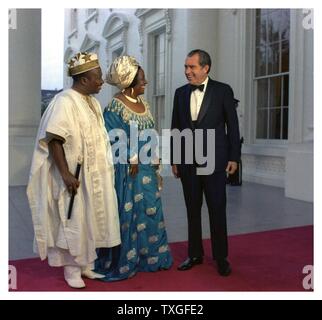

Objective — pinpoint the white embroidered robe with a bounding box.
[27,89,120,266]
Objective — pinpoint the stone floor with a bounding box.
[9,178,313,260]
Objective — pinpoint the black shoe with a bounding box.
[217,259,231,276]
[177,257,203,271]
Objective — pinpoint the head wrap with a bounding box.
[67,52,100,77]
[105,55,140,90]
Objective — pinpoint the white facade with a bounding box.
[9,9,313,203]
[63,8,313,202]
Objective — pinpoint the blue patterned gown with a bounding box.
[95,97,173,281]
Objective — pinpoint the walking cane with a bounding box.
[67,160,82,220]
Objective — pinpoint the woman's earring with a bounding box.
[131,88,134,96]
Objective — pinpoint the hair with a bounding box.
[187,49,212,73]
[128,66,142,88]
[71,72,88,83]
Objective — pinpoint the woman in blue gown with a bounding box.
[95,56,173,281]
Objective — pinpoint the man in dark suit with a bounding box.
[171,49,240,276]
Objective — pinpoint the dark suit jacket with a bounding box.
[171,78,240,173]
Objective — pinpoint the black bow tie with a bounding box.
[190,84,205,92]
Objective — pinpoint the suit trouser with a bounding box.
[180,166,228,260]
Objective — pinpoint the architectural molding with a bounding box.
[64,46,77,63]
[102,12,129,40]
[135,9,172,53]
[243,143,287,158]
[243,155,285,174]
[84,9,99,30]
[137,19,143,53]
[102,12,129,66]
[242,154,285,187]
[135,9,153,18]
[79,33,100,52]
[164,9,172,39]
[67,28,78,44]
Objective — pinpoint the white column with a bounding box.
[9,9,41,185]
[285,9,313,202]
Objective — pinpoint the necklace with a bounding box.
[122,91,140,103]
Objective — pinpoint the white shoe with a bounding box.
[81,267,105,279]
[64,266,86,289]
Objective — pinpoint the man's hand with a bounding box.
[226,161,238,175]
[62,172,80,194]
[129,164,139,177]
[172,165,180,178]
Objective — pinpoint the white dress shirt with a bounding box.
[190,77,209,121]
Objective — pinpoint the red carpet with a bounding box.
[9,226,313,291]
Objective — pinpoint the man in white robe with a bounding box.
[27,52,121,288]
